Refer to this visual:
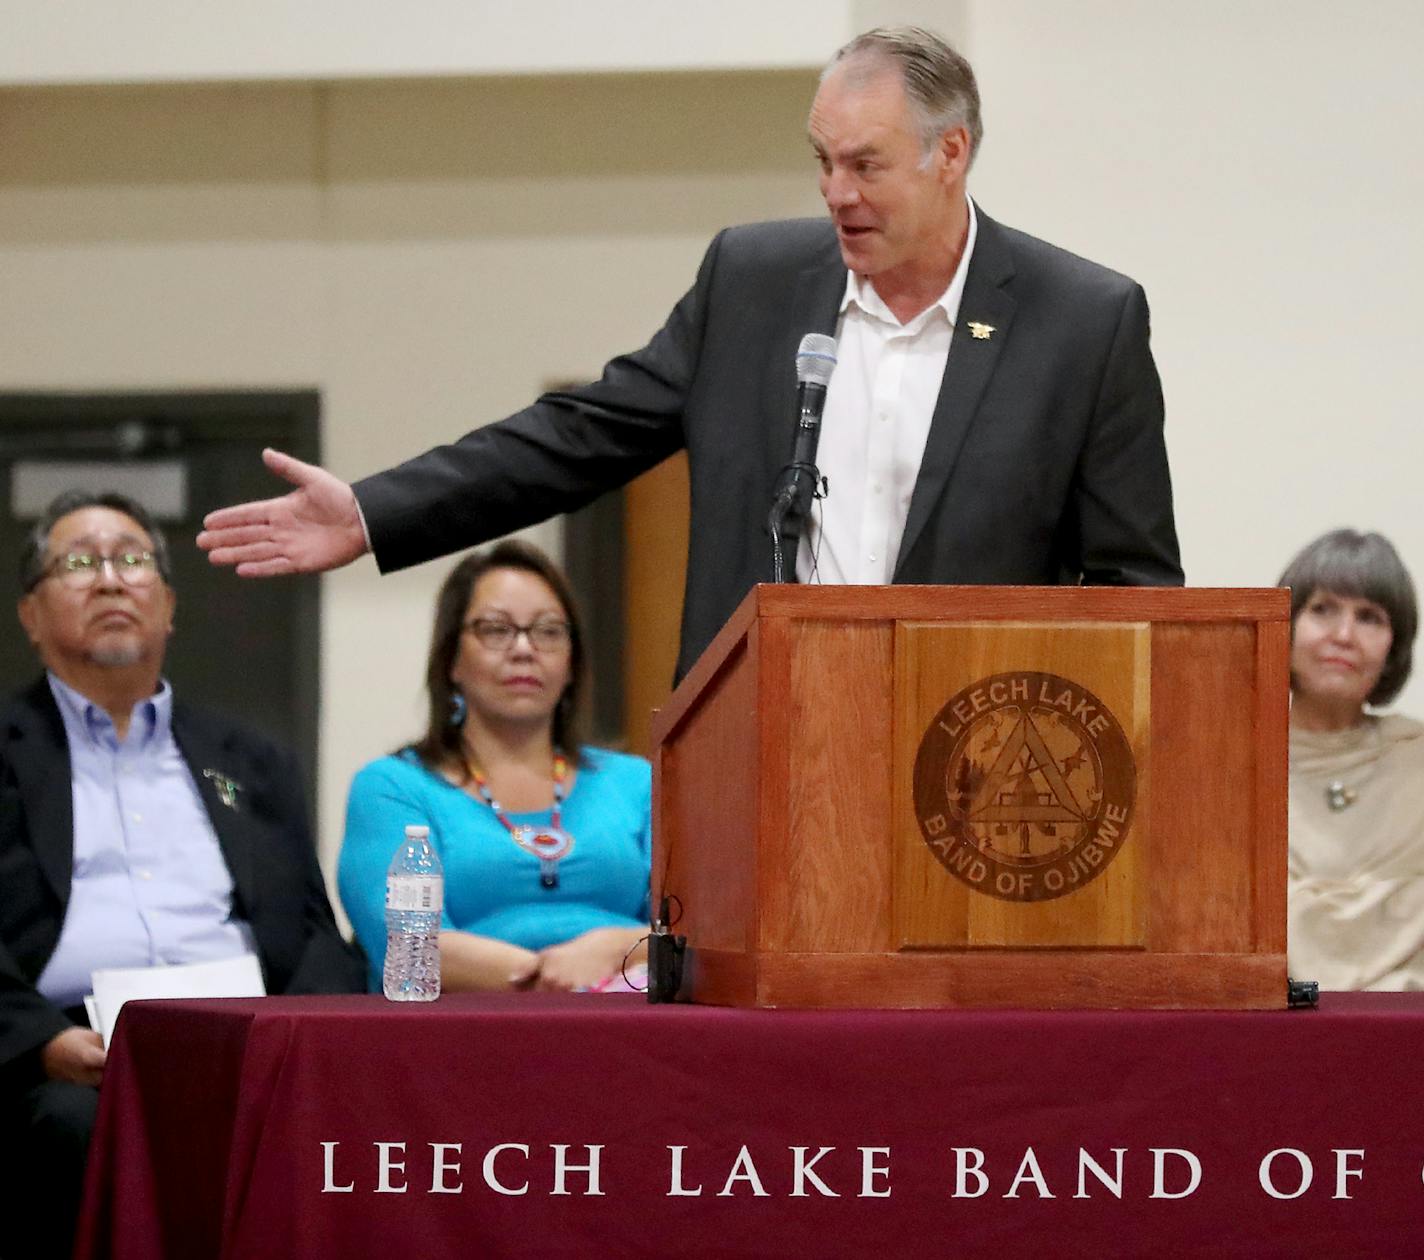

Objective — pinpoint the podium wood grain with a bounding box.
[651,585,1290,1009]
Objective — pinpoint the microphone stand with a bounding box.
[768,333,837,582]
[767,463,824,583]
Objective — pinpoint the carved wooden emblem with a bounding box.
[913,671,1137,902]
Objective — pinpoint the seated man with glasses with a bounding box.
[0,490,364,1260]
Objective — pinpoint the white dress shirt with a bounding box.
[797,197,979,585]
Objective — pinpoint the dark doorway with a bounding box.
[1,391,321,794]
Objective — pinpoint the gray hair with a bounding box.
[825,26,983,166]
[1277,528,1417,706]
[20,489,172,593]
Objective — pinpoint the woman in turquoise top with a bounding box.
[338,540,650,992]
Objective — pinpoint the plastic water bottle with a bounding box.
[382,824,444,1002]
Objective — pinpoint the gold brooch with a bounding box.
[967,322,996,341]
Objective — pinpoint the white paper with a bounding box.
[89,954,266,1048]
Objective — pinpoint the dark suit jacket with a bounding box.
[355,209,1183,680]
[0,677,364,1079]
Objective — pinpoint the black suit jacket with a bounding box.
[355,210,1183,680]
[0,677,363,1078]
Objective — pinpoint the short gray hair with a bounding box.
[1277,528,1417,706]
[825,26,984,165]
[20,489,172,594]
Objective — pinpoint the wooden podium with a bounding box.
[649,585,1290,1010]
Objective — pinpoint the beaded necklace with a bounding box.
[466,752,574,889]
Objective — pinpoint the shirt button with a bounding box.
[131,813,143,823]
[138,870,153,880]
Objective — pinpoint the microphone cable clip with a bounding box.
[768,468,828,583]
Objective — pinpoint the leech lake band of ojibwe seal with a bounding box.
[913,671,1137,903]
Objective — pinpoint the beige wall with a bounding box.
[0,1,830,83]
[0,0,963,84]
[965,0,1424,704]
[0,70,823,888]
[2,1,1422,888]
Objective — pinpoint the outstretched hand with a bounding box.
[197,448,369,577]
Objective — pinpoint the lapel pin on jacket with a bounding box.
[967,321,996,341]
[203,769,243,811]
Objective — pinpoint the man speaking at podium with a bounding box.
[200,27,1182,680]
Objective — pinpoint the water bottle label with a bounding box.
[386,875,443,914]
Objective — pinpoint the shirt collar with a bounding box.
[47,671,173,750]
[839,194,980,331]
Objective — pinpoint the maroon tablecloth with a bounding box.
[74,993,1424,1258]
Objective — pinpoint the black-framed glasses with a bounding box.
[464,617,571,653]
[34,550,160,591]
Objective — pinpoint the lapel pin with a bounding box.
[967,321,996,341]
[203,769,243,811]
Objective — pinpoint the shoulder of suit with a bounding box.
[704,213,1145,302]
[0,676,63,745]
[170,696,291,764]
[981,210,1143,300]
[711,218,840,270]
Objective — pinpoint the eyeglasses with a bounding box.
[34,550,160,591]
[464,617,571,653]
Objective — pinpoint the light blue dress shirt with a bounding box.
[36,673,257,1008]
